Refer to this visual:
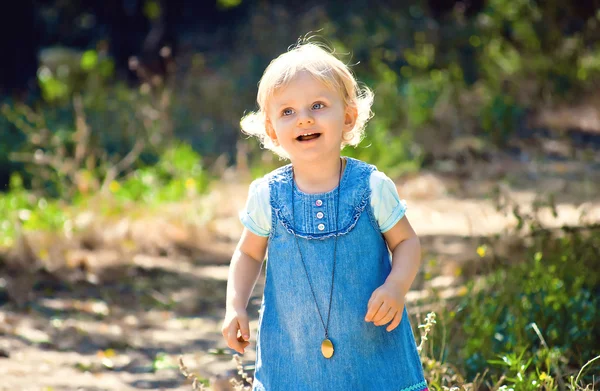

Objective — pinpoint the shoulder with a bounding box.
[369,169,400,206]
[241,171,279,238]
[367,168,407,233]
[340,158,395,193]
[249,163,291,195]
[345,157,376,174]
[368,169,397,193]
[248,175,270,199]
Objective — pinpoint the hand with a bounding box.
[221,309,250,354]
[364,281,405,332]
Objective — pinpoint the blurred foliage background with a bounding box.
[2,0,600,193]
[1,0,600,390]
[3,0,599,245]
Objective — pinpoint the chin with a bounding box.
[291,150,341,163]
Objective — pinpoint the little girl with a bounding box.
[222,42,428,391]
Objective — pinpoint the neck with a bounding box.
[291,155,344,194]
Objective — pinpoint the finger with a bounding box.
[375,308,396,326]
[367,288,382,309]
[372,305,392,324]
[226,323,239,351]
[367,292,376,308]
[365,299,383,322]
[221,321,230,338]
[237,335,250,353]
[386,310,403,332]
[238,315,250,341]
[227,322,244,353]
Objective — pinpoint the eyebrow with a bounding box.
[275,96,330,110]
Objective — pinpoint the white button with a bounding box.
[316,212,324,219]
[315,199,323,206]
[317,223,325,231]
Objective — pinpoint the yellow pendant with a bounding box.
[321,338,334,358]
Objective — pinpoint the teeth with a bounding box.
[301,133,314,136]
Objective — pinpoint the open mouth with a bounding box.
[296,132,321,142]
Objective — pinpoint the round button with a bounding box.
[316,212,324,219]
[317,223,325,231]
[315,199,323,207]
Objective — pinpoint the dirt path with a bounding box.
[1,156,599,391]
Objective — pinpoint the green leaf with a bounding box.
[152,353,178,371]
[217,0,242,9]
[81,50,98,71]
[143,0,161,20]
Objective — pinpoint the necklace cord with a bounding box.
[291,159,343,339]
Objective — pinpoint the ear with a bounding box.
[343,104,358,132]
[265,117,279,146]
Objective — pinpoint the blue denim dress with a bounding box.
[252,157,428,391]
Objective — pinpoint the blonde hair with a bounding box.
[240,42,374,159]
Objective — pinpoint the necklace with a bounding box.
[291,158,343,359]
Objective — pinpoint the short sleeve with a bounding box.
[239,178,272,237]
[370,171,407,233]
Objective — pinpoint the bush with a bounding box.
[109,143,209,205]
[422,225,600,389]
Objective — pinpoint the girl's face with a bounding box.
[266,71,357,163]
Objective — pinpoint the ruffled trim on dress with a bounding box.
[269,157,374,240]
[399,380,428,391]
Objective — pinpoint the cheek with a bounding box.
[318,110,344,126]
[273,118,293,134]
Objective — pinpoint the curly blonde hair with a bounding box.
[240,41,374,159]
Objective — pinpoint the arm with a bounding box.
[364,216,421,331]
[222,228,268,354]
[382,216,421,297]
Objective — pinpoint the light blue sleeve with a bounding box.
[239,178,272,237]
[370,171,407,233]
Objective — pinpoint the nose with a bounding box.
[297,110,314,126]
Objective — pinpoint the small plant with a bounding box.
[568,355,600,391]
[230,354,253,391]
[418,312,437,354]
[178,354,252,391]
[178,356,209,391]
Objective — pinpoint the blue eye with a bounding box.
[282,108,294,116]
[312,102,325,110]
